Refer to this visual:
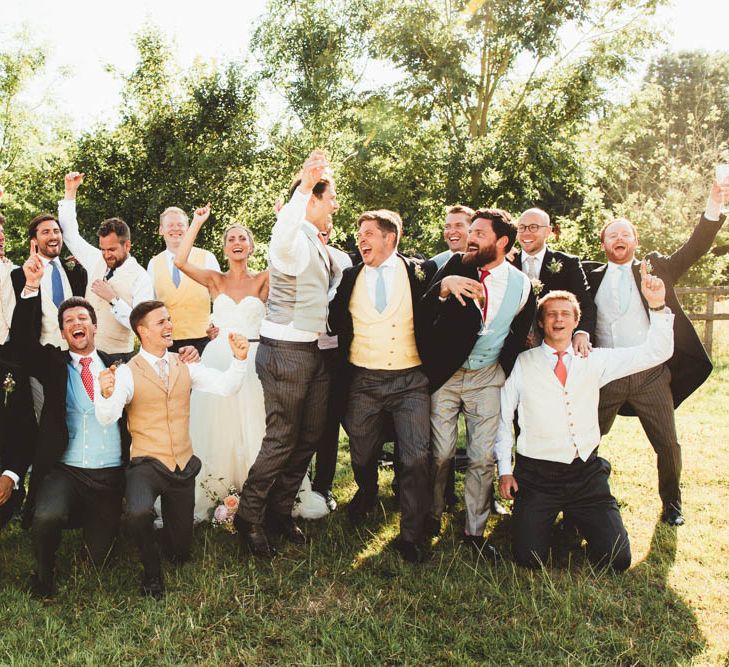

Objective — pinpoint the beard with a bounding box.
[462,244,497,267]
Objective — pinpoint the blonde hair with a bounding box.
[159,206,189,226]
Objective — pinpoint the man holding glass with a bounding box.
[420,209,534,558]
[583,169,728,526]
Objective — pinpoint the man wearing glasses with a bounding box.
[511,208,596,357]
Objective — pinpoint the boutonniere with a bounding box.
[644,258,653,274]
[413,265,426,282]
[531,278,544,296]
[547,258,563,274]
[65,257,77,271]
[3,372,16,406]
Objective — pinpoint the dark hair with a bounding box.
[57,297,97,329]
[599,217,639,244]
[288,175,334,201]
[28,213,60,240]
[471,208,517,251]
[445,204,475,218]
[130,300,166,337]
[536,290,581,324]
[98,217,130,242]
[356,210,402,243]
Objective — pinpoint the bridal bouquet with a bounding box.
[211,487,241,533]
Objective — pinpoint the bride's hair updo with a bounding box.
[222,224,255,254]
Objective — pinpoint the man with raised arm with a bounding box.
[96,300,248,598]
[496,265,673,570]
[58,172,153,360]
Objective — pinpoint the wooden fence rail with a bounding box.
[675,286,729,356]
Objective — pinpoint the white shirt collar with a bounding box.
[521,245,547,264]
[139,346,170,369]
[480,258,508,277]
[541,341,576,361]
[366,251,398,273]
[68,349,102,369]
[165,249,177,261]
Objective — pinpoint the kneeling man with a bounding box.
[496,263,673,570]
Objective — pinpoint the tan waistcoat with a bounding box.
[126,353,193,471]
[349,260,421,370]
[152,248,210,340]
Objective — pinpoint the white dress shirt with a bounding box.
[481,259,531,330]
[363,251,399,309]
[594,261,650,348]
[0,261,15,343]
[95,347,246,425]
[520,246,547,278]
[494,309,674,475]
[58,199,154,330]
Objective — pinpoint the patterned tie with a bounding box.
[156,358,169,391]
[525,256,538,280]
[478,269,490,322]
[374,266,387,313]
[50,259,64,308]
[79,357,94,401]
[618,264,632,315]
[554,350,568,386]
[172,265,182,288]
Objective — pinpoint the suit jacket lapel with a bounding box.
[511,253,522,272]
[589,263,608,293]
[539,248,553,281]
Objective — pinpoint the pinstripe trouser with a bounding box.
[598,363,682,508]
[237,337,329,525]
[343,365,431,543]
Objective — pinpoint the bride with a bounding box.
[175,204,328,523]
[174,203,268,522]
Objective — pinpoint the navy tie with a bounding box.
[50,260,64,308]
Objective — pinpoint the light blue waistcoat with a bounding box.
[62,362,122,469]
[462,264,524,370]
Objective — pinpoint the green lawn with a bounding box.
[1,362,727,665]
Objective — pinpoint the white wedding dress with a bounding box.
[192,293,328,523]
[192,294,266,522]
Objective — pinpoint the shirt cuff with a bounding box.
[21,289,40,299]
[573,330,589,339]
[2,470,20,489]
[705,195,722,222]
[496,455,513,477]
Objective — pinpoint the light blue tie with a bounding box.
[172,264,181,288]
[50,259,64,307]
[618,264,632,315]
[374,266,387,313]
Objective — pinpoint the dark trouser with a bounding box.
[512,453,631,571]
[0,490,20,531]
[237,337,328,525]
[312,347,347,495]
[171,337,209,355]
[598,364,681,509]
[32,464,124,579]
[344,366,431,543]
[125,457,199,578]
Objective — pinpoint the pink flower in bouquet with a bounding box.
[213,504,229,522]
[223,495,239,512]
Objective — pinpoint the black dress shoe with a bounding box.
[267,513,306,545]
[347,491,377,525]
[661,504,685,526]
[140,573,165,600]
[29,572,56,599]
[322,491,337,512]
[234,515,278,558]
[394,539,429,564]
[424,515,442,537]
[463,535,500,565]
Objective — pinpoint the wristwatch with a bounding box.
[648,303,666,312]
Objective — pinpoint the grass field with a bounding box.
[1,347,727,665]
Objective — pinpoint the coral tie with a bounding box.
[478,269,490,322]
[79,357,94,401]
[554,351,568,386]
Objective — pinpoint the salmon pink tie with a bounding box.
[478,269,490,321]
[80,357,94,401]
[554,351,568,386]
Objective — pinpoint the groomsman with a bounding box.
[432,205,473,269]
[97,300,248,598]
[58,172,153,360]
[235,151,340,559]
[329,209,438,563]
[147,206,220,353]
[12,281,129,597]
[421,209,534,557]
[511,208,596,354]
[312,222,352,511]
[584,174,727,526]
[496,267,674,570]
